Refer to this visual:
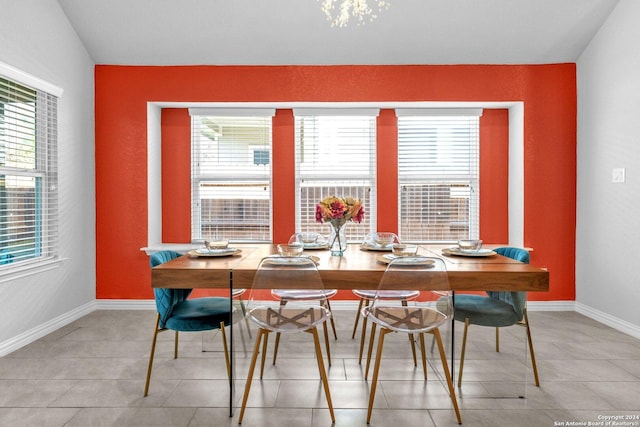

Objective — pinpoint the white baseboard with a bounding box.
[0,300,97,357]
[575,302,640,340]
[526,300,575,311]
[2,299,638,357]
[94,299,156,310]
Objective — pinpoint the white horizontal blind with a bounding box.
[294,114,376,242]
[397,115,479,242]
[0,76,58,267]
[191,115,272,242]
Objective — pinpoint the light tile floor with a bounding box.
[1,309,639,426]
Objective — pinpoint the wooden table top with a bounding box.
[151,244,549,292]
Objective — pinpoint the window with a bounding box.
[0,76,58,268]
[190,111,274,241]
[294,110,377,242]
[397,111,480,242]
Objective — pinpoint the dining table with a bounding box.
[150,242,549,415]
[151,243,549,292]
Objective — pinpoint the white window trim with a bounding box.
[293,113,378,240]
[0,61,63,98]
[190,114,273,242]
[397,113,481,242]
[0,62,64,278]
[143,102,524,251]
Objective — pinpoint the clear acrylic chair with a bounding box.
[270,288,337,365]
[269,233,338,364]
[238,256,335,424]
[363,256,462,424]
[353,232,418,364]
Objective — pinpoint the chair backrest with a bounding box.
[248,256,328,333]
[149,250,181,268]
[494,247,529,263]
[149,250,192,328]
[371,256,452,333]
[487,247,530,320]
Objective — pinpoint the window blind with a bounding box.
[0,76,58,267]
[294,114,376,242]
[397,115,479,242]
[191,114,272,242]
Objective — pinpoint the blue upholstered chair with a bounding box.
[144,250,233,397]
[453,247,540,387]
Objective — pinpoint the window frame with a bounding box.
[396,110,481,243]
[293,109,378,242]
[0,62,61,278]
[189,109,275,243]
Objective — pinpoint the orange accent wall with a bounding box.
[161,109,191,242]
[376,109,399,233]
[272,109,296,244]
[479,109,509,243]
[95,65,576,301]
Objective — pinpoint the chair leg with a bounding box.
[260,331,270,379]
[143,314,161,397]
[402,300,418,366]
[358,306,369,364]
[325,299,338,340]
[524,309,540,386]
[458,318,470,388]
[237,297,252,339]
[431,328,462,424]
[174,331,179,359]
[307,327,335,423]
[220,321,231,382]
[239,328,266,424]
[244,313,253,339]
[364,322,377,380]
[367,328,391,424]
[322,319,332,367]
[272,332,281,365]
[351,298,365,339]
[419,333,428,380]
[272,300,287,365]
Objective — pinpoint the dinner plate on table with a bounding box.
[302,242,329,250]
[376,254,435,266]
[264,255,320,265]
[360,243,393,252]
[188,248,242,257]
[441,247,496,257]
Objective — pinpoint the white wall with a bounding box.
[577,0,640,329]
[0,0,96,350]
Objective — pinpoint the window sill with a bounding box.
[0,258,66,284]
[141,243,201,256]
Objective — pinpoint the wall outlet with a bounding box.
[612,168,626,183]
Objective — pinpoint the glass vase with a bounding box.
[329,222,348,256]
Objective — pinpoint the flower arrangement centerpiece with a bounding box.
[315,196,365,256]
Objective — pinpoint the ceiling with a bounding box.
[57,0,620,66]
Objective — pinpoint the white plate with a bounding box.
[303,242,329,250]
[264,255,320,265]
[377,254,435,266]
[360,243,393,252]
[441,247,496,257]
[189,248,242,257]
